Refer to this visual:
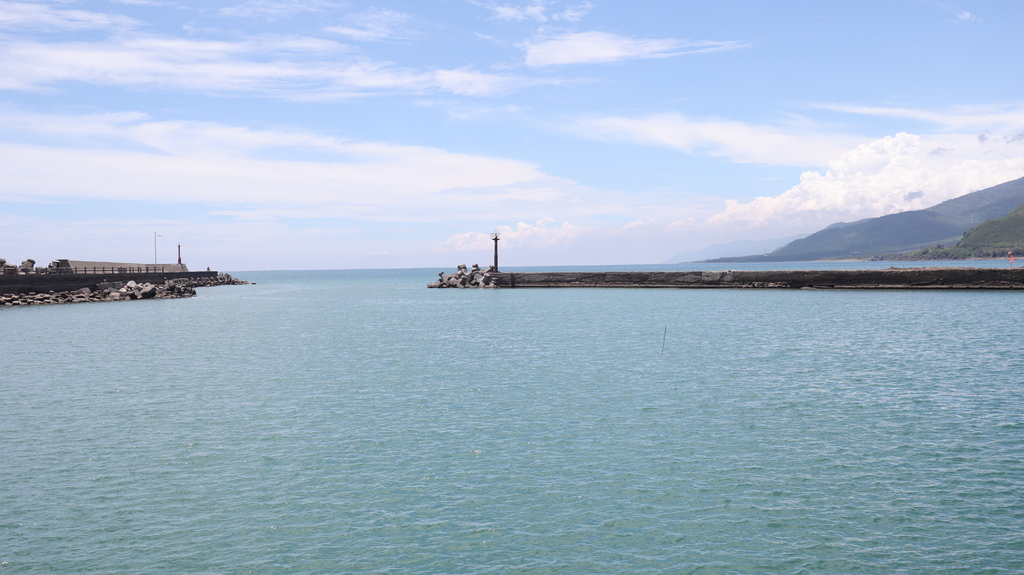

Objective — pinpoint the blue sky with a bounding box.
[2,0,1023,270]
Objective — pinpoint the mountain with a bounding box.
[957,201,1024,251]
[708,176,1024,262]
[873,201,1024,261]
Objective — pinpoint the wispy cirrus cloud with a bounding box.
[219,0,345,19]
[0,32,551,98]
[0,0,140,31]
[814,103,1024,132]
[0,109,594,223]
[326,8,419,41]
[474,0,594,23]
[571,112,861,166]
[521,31,749,66]
[920,1,980,23]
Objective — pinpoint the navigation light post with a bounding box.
[491,231,500,272]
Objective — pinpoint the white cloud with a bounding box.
[552,2,593,22]
[432,218,709,266]
[478,0,550,22]
[572,112,862,166]
[706,132,1024,231]
[219,0,344,19]
[521,31,747,66]
[475,0,593,23]
[432,67,553,97]
[0,110,597,223]
[0,32,549,98]
[415,99,526,122]
[0,1,139,31]
[326,8,418,42]
[815,103,1024,132]
[435,219,587,252]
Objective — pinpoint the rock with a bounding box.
[0,272,249,307]
[429,266,501,289]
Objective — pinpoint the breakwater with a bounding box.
[0,270,220,296]
[1,274,248,307]
[479,267,1024,289]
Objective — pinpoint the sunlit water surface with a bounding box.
[2,263,1022,573]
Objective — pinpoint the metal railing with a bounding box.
[49,266,168,275]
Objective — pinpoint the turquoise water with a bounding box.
[2,265,1023,573]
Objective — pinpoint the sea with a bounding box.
[2,261,1022,574]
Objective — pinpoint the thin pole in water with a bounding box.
[660,326,667,355]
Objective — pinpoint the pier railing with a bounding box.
[50,266,168,275]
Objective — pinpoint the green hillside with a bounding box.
[958,202,1024,250]
[880,201,1024,260]
[707,176,1024,262]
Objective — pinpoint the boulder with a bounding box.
[429,265,501,289]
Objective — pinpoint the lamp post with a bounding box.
[154,232,161,265]
[491,231,500,272]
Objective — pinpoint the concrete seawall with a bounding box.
[0,271,219,296]
[487,268,1024,289]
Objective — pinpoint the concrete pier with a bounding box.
[0,271,219,296]
[486,268,1024,289]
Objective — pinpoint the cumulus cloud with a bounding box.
[435,219,587,252]
[572,112,861,166]
[522,31,747,66]
[706,132,1024,231]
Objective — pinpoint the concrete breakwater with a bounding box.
[0,269,223,296]
[1,274,248,307]
[479,268,1024,289]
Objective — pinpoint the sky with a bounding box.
[1,0,1023,270]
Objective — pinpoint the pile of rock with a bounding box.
[178,273,250,288]
[1,280,193,307]
[1,274,250,307]
[428,263,497,288]
[0,258,34,275]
